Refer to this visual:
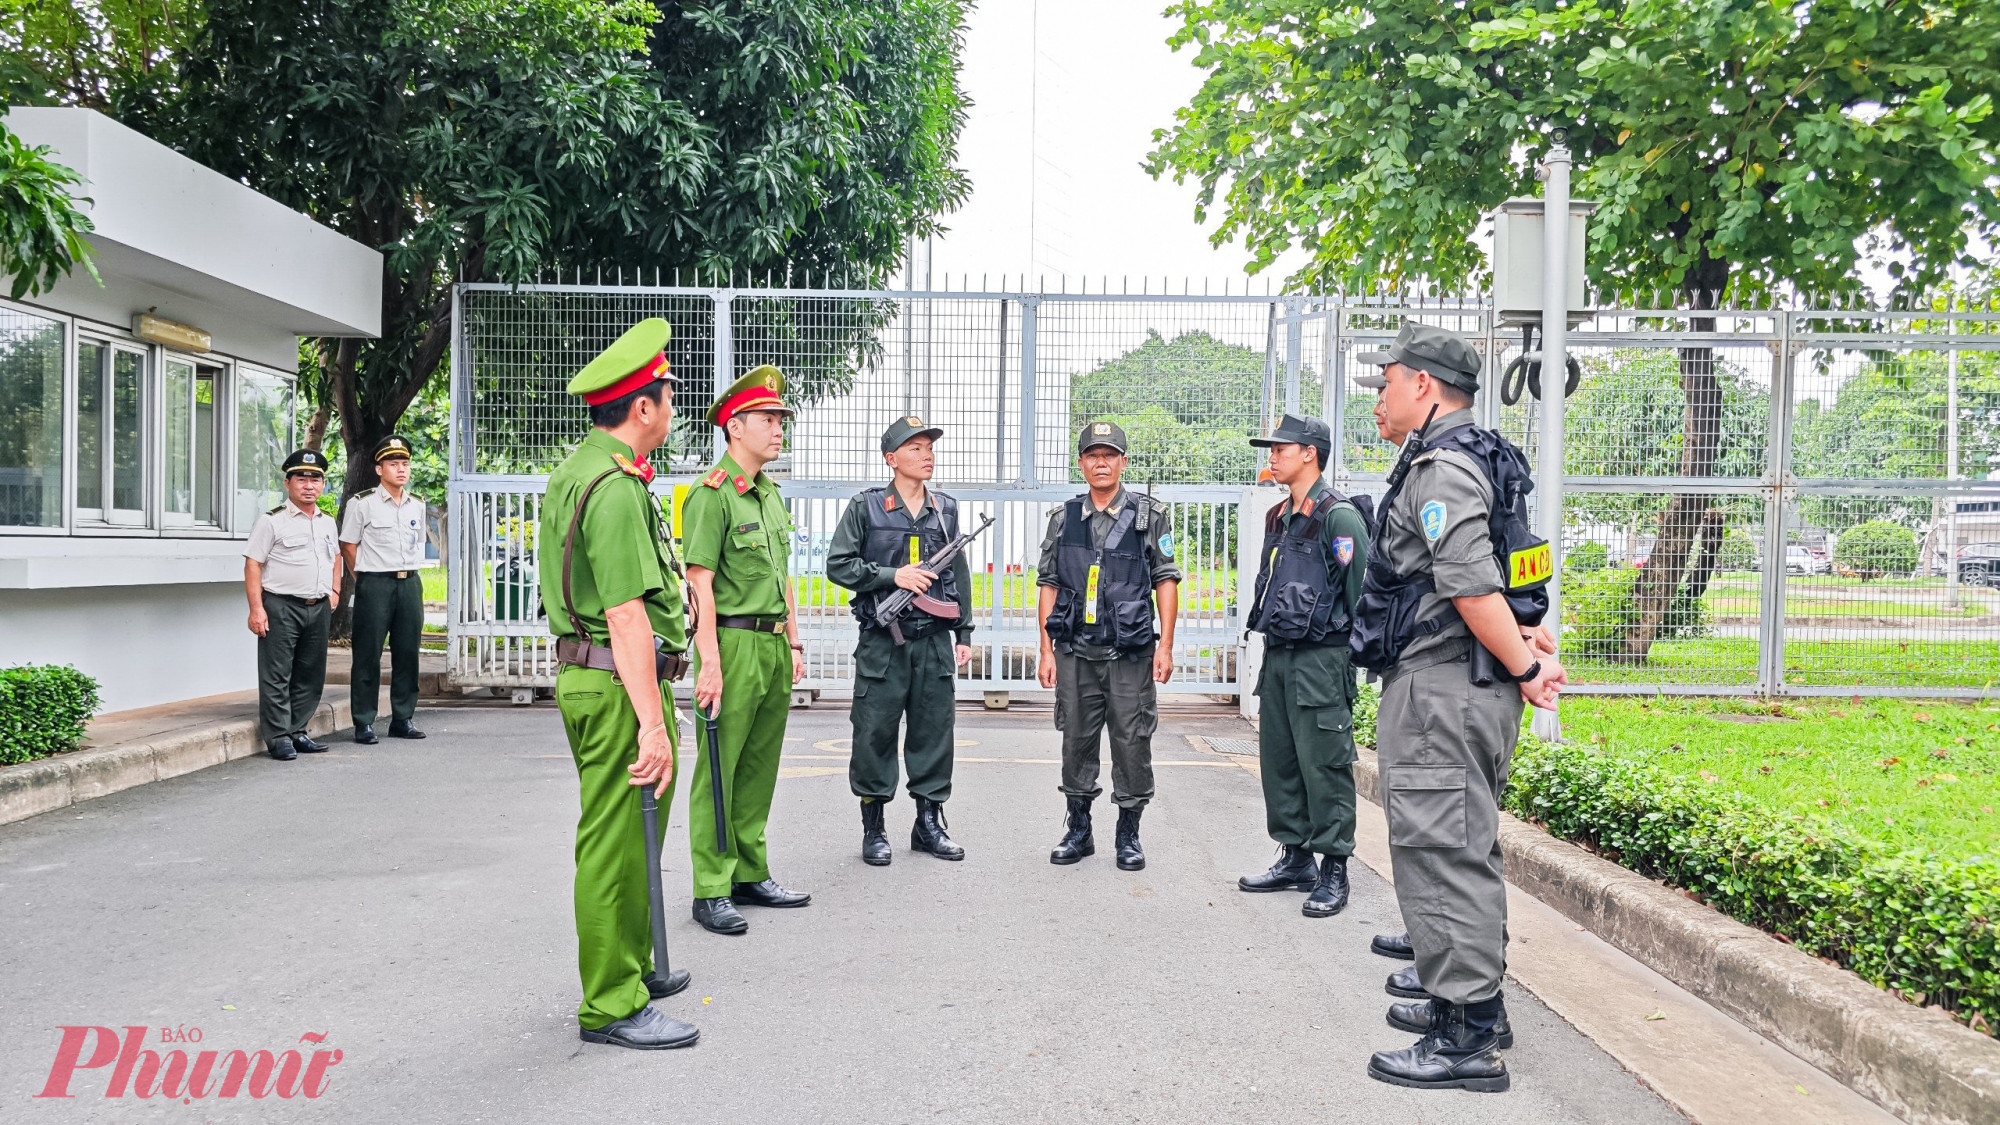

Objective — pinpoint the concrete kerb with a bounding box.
[1354,750,2000,1125]
[0,696,352,827]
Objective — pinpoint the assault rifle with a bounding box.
[877,514,995,645]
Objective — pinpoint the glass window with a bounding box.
[166,357,193,517]
[76,341,103,513]
[195,366,218,524]
[0,307,66,528]
[235,367,293,528]
[111,348,142,514]
[75,338,148,524]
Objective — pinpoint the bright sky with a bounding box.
[925,0,1309,288]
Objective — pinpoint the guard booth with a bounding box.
[443,278,1499,703]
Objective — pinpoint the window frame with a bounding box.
[0,300,73,535]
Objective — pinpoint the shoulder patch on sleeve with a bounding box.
[1333,536,1355,566]
[1158,531,1176,560]
[1420,500,1447,541]
[701,468,728,489]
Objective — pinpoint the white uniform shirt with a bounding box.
[340,486,429,573]
[245,502,340,598]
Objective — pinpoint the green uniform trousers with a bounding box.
[849,628,956,804]
[556,666,679,1029]
[1377,648,1523,1006]
[350,572,423,726]
[689,628,791,897]
[257,592,329,742]
[1054,647,1157,809]
[1254,641,1358,857]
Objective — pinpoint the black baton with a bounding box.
[699,704,729,855]
[639,786,673,980]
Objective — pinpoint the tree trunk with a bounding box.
[1623,253,1730,659]
[1683,506,1727,603]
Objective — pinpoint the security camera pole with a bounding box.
[1533,141,1572,744]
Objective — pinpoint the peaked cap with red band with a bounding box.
[567,317,679,406]
[707,364,795,428]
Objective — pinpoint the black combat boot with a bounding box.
[1367,998,1510,1092]
[1388,995,1512,1048]
[860,799,892,867]
[1301,854,1350,917]
[1386,965,1433,999]
[1114,806,1145,871]
[1371,932,1415,960]
[911,797,965,861]
[1238,845,1318,892]
[1049,797,1094,865]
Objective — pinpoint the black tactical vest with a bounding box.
[1043,496,1157,653]
[1247,480,1356,644]
[852,486,961,635]
[1350,424,1550,673]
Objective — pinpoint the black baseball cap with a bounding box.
[1077,420,1128,455]
[881,414,945,454]
[1249,413,1332,449]
[1356,323,1482,392]
[282,448,327,478]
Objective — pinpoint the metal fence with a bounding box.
[447,279,2000,699]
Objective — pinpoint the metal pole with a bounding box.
[1531,143,1572,744]
[1283,296,1303,415]
[1327,305,1345,486]
[1946,341,1961,608]
[1758,315,1796,694]
[712,293,734,465]
[1018,296,1040,484]
[996,299,1009,482]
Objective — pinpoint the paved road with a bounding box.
[0,704,1681,1123]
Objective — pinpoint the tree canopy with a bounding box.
[1070,329,1265,485]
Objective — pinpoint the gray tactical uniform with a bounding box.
[1373,408,1524,1007]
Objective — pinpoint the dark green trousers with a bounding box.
[350,572,423,725]
[257,592,329,742]
[1254,641,1357,856]
[1055,646,1157,809]
[849,628,956,804]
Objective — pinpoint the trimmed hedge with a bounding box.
[1504,737,2000,1035]
[0,664,99,765]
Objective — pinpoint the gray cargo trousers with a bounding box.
[1376,646,1524,1005]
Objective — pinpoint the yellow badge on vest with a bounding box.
[1083,564,1101,624]
[908,536,921,565]
[1508,541,1553,589]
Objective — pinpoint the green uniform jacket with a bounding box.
[538,430,687,650]
[825,486,975,645]
[681,452,792,615]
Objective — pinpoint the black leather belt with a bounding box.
[267,591,328,606]
[358,570,418,579]
[715,615,787,634]
[555,636,689,681]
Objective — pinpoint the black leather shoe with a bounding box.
[578,1005,699,1050]
[1367,1001,1510,1092]
[291,731,330,753]
[1114,806,1145,871]
[1049,796,1094,865]
[1388,997,1512,1049]
[1239,845,1317,892]
[1302,854,1350,917]
[645,969,692,999]
[1386,965,1434,1000]
[388,719,426,739]
[1372,932,1416,960]
[692,897,748,935]
[729,879,810,908]
[860,799,892,867]
[911,796,965,860]
[353,723,379,745]
[266,736,297,761]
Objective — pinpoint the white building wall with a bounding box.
[0,583,253,713]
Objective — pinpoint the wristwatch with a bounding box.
[1513,660,1542,684]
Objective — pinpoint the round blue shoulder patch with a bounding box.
[1158,532,1176,559]
[1421,500,1447,541]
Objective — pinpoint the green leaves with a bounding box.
[0,663,99,764]
[0,125,98,300]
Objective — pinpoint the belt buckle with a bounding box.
[396,570,409,579]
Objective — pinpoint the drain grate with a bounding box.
[1188,734,1260,757]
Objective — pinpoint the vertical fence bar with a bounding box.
[712,291,734,464]
[996,298,1009,483]
[1945,338,1961,609]
[1756,311,1796,694]
[1326,305,1344,485]
[1283,296,1303,415]
[1018,296,1040,484]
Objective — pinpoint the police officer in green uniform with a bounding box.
[242,449,341,760]
[540,317,698,1050]
[1238,414,1369,918]
[826,415,975,865]
[1350,323,1567,1092]
[1036,421,1180,871]
[683,365,809,936]
[340,434,428,744]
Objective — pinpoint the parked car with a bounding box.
[1785,545,1830,576]
[1958,543,2000,586]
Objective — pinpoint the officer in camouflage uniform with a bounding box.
[1238,414,1369,918]
[1351,323,1567,1092]
[540,317,698,1050]
[826,415,975,866]
[683,365,810,936]
[1036,421,1180,872]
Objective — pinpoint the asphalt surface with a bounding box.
[0,703,1683,1123]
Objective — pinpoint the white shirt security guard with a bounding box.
[340,482,427,573]
[246,494,340,598]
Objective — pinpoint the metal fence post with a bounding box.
[712,290,734,464]
[1531,144,1572,743]
[1018,295,1040,484]
[1327,304,1345,486]
[1283,295,1304,415]
[1756,311,1796,694]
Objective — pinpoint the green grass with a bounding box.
[1554,695,2000,859]
[421,566,446,602]
[1570,637,2000,689]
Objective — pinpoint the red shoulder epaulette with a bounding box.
[701,467,728,489]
